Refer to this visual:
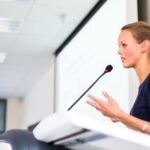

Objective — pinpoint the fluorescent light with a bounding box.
[0,17,23,32]
[0,52,7,63]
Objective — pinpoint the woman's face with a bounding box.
[118,29,142,68]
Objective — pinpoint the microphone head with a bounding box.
[104,65,113,73]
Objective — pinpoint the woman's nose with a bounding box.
[118,46,123,55]
[117,49,121,55]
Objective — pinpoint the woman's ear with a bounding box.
[141,40,150,53]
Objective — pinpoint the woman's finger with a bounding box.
[102,91,116,105]
[87,94,103,105]
[86,100,103,111]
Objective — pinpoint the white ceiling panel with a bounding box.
[0,0,99,98]
[0,1,33,19]
[0,33,18,51]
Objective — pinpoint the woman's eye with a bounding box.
[122,43,127,47]
[118,43,127,48]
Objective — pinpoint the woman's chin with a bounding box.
[122,63,131,68]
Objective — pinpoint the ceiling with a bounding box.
[0,0,99,98]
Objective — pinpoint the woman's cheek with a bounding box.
[125,49,135,58]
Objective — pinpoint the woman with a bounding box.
[86,21,150,134]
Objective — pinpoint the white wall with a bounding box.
[22,56,55,129]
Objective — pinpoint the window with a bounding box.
[0,100,6,133]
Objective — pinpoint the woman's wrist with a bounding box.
[116,112,150,133]
[142,122,150,132]
[115,110,126,122]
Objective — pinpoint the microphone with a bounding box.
[67,65,113,111]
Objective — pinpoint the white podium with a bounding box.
[33,112,150,150]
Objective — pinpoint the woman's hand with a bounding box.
[86,91,123,122]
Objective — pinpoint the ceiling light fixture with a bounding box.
[0,52,7,63]
[0,17,23,32]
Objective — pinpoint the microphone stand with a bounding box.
[67,70,108,111]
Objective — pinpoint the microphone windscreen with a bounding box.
[105,65,113,73]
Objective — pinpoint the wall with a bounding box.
[6,98,23,130]
[22,56,55,129]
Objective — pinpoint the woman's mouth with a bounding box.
[121,57,125,63]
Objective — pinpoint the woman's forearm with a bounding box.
[117,111,150,134]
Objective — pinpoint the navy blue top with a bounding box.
[130,74,150,121]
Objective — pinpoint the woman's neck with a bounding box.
[135,64,150,84]
[134,53,150,84]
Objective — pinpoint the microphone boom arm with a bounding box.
[67,64,113,111]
